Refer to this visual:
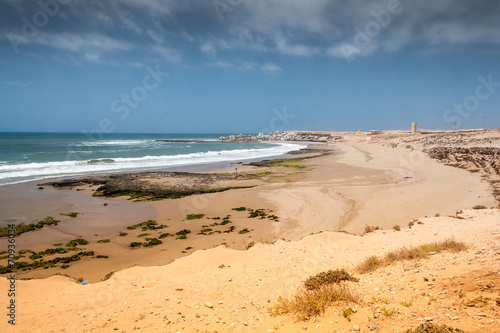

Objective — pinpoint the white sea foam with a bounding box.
[0,143,306,185]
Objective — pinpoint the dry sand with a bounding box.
[1,131,499,332]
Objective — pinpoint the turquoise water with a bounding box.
[0,132,305,186]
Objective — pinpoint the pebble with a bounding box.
[353,324,360,331]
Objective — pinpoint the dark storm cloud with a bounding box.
[1,0,499,63]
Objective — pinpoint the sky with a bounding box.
[1,0,499,134]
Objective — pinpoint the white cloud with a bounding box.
[150,45,182,62]
[127,61,145,67]
[207,61,233,68]
[34,33,132,53]
[239,62,258,71]
[147,29,165,44]
[259,63,282,74]
[201,41,216,56]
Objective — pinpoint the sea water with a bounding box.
[0,132,306,186]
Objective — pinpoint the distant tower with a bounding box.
[411,122,417,134]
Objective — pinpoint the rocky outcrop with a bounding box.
[38,172,254,200]
[427,147,500,176]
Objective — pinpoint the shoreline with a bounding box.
[1,137,497,282]
[0,130,500,331]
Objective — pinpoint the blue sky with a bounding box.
[1,0,499,133]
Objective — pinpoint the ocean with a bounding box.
[0,132,306,186]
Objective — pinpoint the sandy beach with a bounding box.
[1,130,499,332]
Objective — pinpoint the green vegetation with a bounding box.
[175,229,191,236]
[342,307,354,321]
[0,253,83,274]
[97,239,110,243]
[143,238,162,247]
[0,216,61,237]
[119,232,128,237]
[129,242,142,248]
[381,307,395,317]
[93,186,255,201]
[248,208,267,218]
[96,255,108,259]
[60,212,78,218]
[159,233,173,239]
[137,233,151,237]
[238,228,250,234]
[186,214,205,220]
[232,207,246,211]
[356,239,468,274]
[65,238,89,247]
[401,301,413,307]
[127,220,167,231]
[223,226,236,233]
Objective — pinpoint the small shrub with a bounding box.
[342,307,353,321]
[119,232,128,237]
[303,269,359,290]
[186,214,205,220]
[401,301,412,307]
[175,229,191,236]
[60,212,78,218]
[356,239,467,274]
[129,242,142,248]
[408,220,415,228]
[159,233,172,239]
[268,283,358,321]
[177,235,187,240]
[473,205,487,210]
[381,307,394,316]
[364,225,380,234]
[238,228,251,234]
[404,323,464,333]
[232,207,246,211]
[143,238,162,247]
[97,239,110,243]
[66,238,89,247]
[248,209,267,219]
[393,225,401,231]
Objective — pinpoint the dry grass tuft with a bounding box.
[393,225,401,231]
[364,225,380,234]
[303,269,359,290]
[356,239,467,274]
[268,283,359,321]
[473,204,487,210]
[404,323,465,333]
